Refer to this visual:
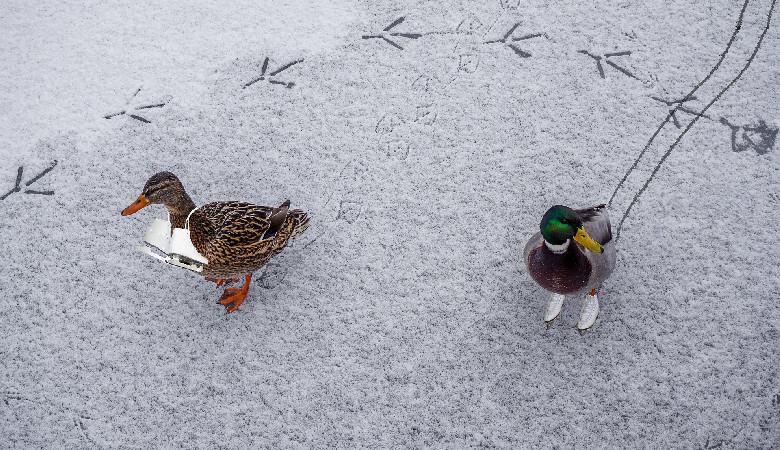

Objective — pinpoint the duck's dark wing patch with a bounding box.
[263,200,291,240]
[575,204,605,222]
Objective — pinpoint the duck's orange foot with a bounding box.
[205,277,240,287]
[216,274,253,313]
[218,288,247,313]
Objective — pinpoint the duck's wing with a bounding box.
[577,204,616,288]
[575,204,612,245]
[199,201,275,245]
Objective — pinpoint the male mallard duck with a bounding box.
[524,204,616,331]
[122,172,309,313]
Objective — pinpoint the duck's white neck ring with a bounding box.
[544,239,570,254]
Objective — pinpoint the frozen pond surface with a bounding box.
[0,0,778,447]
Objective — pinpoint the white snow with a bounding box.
[1,0,778,448]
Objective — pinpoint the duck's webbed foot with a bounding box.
[216,274,253,313]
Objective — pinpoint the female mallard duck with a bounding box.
[524,204,616,331]
[122,172,309,313]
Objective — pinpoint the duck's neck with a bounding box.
[544,239,570,254]
[165,192,197,229]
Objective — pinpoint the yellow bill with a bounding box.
[573,227,603,253]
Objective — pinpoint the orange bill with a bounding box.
[573,227,604,253]
[122,194,150,216]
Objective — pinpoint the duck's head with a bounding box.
[121,171,192,216]
[540,205,603,253]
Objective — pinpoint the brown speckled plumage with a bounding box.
[123,172,309,312]
[189,200,309,279]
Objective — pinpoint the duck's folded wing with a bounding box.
[200,201,274,245]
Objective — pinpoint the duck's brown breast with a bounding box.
[527,244,591,295]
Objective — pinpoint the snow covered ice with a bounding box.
[1,0,778,447]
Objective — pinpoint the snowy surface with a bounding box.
[1,0,779,447]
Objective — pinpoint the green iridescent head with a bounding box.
[540,205,604,253]
[540,205,581,245]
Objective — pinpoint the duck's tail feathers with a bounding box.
[287,209,310,240]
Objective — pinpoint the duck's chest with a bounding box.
[527,245,591,295]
